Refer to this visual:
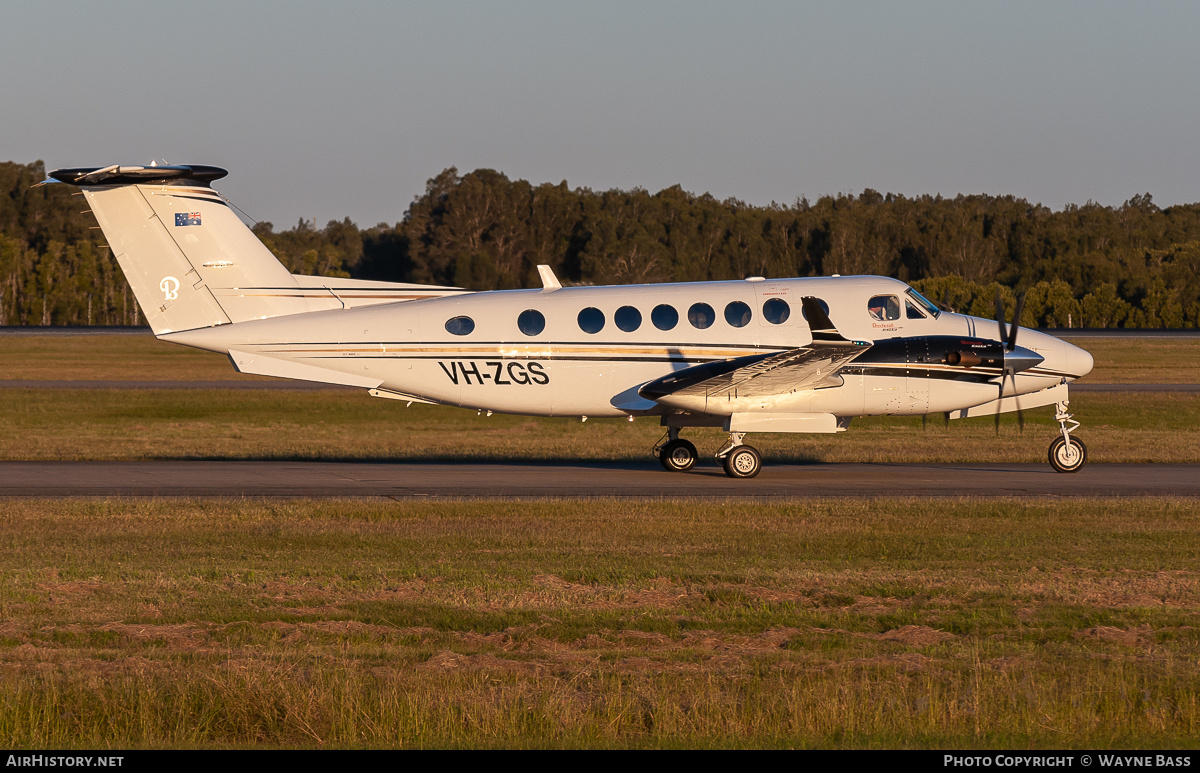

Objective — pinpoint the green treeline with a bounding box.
[5,160,1200,327]
[1,161,134,325]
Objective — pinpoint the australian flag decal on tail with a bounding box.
[174,212,201,226]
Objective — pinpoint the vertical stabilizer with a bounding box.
[48,165,306,335]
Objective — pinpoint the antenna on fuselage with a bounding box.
[537,265,562,292]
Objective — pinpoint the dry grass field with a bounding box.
[0,334,271,382]
[1066,336,1200,384]
[0,498,1196,749]
[0,332,1197,748]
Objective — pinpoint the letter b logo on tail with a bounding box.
[160,276,180,301]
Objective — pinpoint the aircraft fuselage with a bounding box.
[165,274,1093,421]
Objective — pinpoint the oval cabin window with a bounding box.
[578,307,605,334]
[445,316,475,336]
[615,306,642,332]
[518,309,546,336]
[652,304,678,331]
[688,303,715,330]
[762,298,790,324]
[724,301,752,328]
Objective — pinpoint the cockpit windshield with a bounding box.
[906,288,941,319]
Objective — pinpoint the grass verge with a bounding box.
[1,388,1198,463]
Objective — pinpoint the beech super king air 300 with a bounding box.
[41,164,1094,478]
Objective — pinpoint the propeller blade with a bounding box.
[1002,291,1027,431]
[943,411,950,429]
[1007,292,1026,351]
[1009,368,1024,433]
[995,290,1007,343]
[995,355,1010,436]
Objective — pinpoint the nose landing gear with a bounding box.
[1049,398,1087,473]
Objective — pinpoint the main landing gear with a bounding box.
[1048,398,1087,473]
[654,430,762,479]
[658,438,698,472]
[717,434,762,479]
[654,428,699,472]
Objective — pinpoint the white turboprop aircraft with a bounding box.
[42,164,1094,478]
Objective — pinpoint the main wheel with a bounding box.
[721,445,762,479]
[1048,435,1087,473]
[659,439,698,472]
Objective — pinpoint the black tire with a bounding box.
[721,445,762,479]
[659,439,698,472]
[1048,435,1087,473]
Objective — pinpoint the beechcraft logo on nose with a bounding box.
[174,212,201,226]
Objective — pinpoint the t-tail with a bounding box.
[42,164,465,336]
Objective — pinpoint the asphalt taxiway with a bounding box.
[2,461,1197,499]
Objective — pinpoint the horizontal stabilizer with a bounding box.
[266,275,470,311]
[46,165,228,187]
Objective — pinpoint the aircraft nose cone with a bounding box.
[1004,345,1044,373]
[1065,341,1094,379]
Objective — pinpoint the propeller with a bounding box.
[993,289,1029,435]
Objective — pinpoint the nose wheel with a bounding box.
[1049,435,1087,473]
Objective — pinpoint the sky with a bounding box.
[4,1,1200,228]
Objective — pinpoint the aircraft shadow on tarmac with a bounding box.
[171,451,827,472]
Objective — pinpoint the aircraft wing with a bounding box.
[640,340,870,400]
[638,298,871,402]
